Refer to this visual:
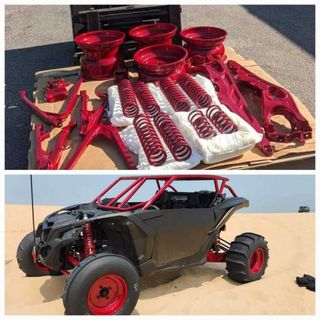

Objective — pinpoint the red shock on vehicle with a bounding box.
[188,109,217,138]
[206,105,238,134]
[134,81,160,117]
[154,112,192,161]
[158,77,191,112]
[83,223,96,257]
[177,73,212,108]
[133,114,167,166]
[117,79,140,118]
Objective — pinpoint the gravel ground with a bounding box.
[5,5,315,169]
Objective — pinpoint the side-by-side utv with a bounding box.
[17,175,269,315]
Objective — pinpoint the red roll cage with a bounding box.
[93,175,237,212]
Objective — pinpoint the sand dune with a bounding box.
[5,204,315,315]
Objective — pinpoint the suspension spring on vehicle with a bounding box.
[134,81,160,117]
[159,77,191,112]
[134,114,167,166]
[177,73,212,108]
[188,109,217,138]
[206,105,238,134]
[154,112,192,161]
[117,79,139,118]
[83,223,96,257]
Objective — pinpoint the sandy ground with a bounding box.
[5,204,315,315]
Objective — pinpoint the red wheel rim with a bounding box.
[249,248,265,273]
[87,274,128,315]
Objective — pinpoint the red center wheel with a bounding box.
[87,274,128,315]
[249,248,265,273]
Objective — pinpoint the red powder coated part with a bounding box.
[19,77,83,127]
[75,30,125,80]
[206,250,227,262]
[188,109,217,138]
[181,26,227,62]
[134,44,188,82]
[134,81,160,117]
[44,78,71,103]
[65,96,136,170]
[158,77,191,112]
[187,60,274,156]
[133,114,167,166]
[227,60,312,143]
[34,121,76,170]
[129,23,177,47]
[177,73,212,108]
[206,105,238,134]
[117,79,140,118]
[83,223,96,257]
[154,112,192,161]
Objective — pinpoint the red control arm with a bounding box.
[34,121,76,170]
[19,77,83,127]
[227,60,312,143]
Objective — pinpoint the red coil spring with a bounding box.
[178,73,212,108]
[118,79,139,118]
[83,223,96,257]
[134,114,167,166]
[154,112,192,161]
[206,105,238,134]
[134,81,160,117]
[159,77,191,112]
[188,110,217,138]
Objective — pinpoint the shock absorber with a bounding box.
[159,77,191,112]
[206,105,238,134]
[83,223,96,257]
[177,73,212,108]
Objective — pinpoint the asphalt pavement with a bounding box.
[5,5,315,169]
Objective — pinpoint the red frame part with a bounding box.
[94,175,237,212]
[19,77,83,127]
[227,60,312,143]
[44,78,72,103]
[34,121,76,170]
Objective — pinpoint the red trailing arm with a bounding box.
[19,77,83,127]
[227,60,312,143]
[65,94,136,170]
[34,121,76,170]
[187,60,274,156]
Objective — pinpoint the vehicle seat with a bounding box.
[154,191,169,209]
[186,192,201,208]
[199,191,216,208]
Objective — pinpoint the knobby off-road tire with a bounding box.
[63,254,140,315]
[226,232,269,283]
[16,231,61,277]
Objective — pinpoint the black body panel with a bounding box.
[34,196,248,275]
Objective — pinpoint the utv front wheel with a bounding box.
[16,232,61,277]
[63,254,140,315]
[226,232,269,283]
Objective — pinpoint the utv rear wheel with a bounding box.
[63,254,140,315]
[16,232,61,277]
[226,232,269,283]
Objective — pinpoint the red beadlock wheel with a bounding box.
[249,248,265,273]
[87,274,128,315]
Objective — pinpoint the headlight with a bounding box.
[61,227,83,240]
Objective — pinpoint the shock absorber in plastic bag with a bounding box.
[133,114,167,166]
[188,109,217,138]
[134,81,160,117]
[117,79,139,118]
[177,73,212,108]
[154,112,192,161]
[159,77,191,112]
[206,105,238,134]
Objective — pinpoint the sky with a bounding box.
[5,174,315,213]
